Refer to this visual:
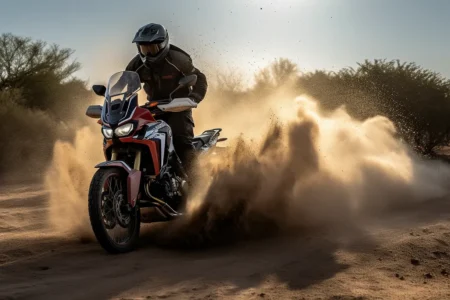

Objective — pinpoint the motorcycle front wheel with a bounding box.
[88,167,140,253]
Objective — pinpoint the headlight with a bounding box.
[114,123,134,137]
[102,127,113,139]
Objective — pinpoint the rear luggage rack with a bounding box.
[192,128,224,150]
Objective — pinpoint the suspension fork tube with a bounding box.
[111,148,118,160]
[110,147,141,170]
[134,150,141,170]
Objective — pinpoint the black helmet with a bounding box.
[132,23,170,67]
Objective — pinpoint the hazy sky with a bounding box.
[1,0,449,85]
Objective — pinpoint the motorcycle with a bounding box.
[85,70,226,253]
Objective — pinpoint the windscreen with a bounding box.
[102,71,141,126]
[106,71,141,98]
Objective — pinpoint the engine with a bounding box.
[144,173,186,208]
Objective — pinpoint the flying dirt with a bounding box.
[45,88,450,244]
[1,85,450,299]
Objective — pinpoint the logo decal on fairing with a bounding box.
[143,121,166,140]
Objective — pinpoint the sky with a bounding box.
[1,0,449,86]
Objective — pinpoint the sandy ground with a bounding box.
[1,184,450,300]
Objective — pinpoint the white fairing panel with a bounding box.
[157,97,198,112]
[139,120,174,168]
[142,121,166,139]
[153,133,166,168]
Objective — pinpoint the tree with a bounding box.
[216,70,245,93]
[347,59,450,155]
[300,59,450,156]
[0,33,83,111]
[254,58,298,91]
[0,34,89,179]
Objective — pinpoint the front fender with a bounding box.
[95,160,141,207]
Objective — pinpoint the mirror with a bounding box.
[86,105,102,118]
[178,75,197,88]
[169,75,198,100]
[92,85,106,96]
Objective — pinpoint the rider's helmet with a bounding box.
[132,23,170,68]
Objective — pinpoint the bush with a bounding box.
[241,58,450,156]
[0,33,92,180]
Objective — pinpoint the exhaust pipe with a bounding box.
[140,207,168,223]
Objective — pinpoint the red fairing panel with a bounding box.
[118,137,161,175]
[127,169,141,207]
[132,107,156,131]
[95,161,141,207]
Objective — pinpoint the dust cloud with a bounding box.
[159,92,450,246]
[43,80,450,245]
[44,125,103,240]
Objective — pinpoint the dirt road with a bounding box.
[1,184,450,300]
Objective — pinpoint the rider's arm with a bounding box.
[171,53,208,103]
[189,66,208,103]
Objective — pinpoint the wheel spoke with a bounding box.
[115,177,121,193]
[107,178,114,198]
[99,172,134,246]
[118,179,122,192]
[90,168,140,253]
[113,177,119,193]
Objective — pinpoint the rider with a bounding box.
[125,23,208,175]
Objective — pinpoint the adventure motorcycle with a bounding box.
[85,71,226,253]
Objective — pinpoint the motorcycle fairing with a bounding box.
[95,160,141,207]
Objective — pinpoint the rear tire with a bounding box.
[88,168,140,254]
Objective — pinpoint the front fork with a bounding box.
[107,148,142,208]
[111,148,142,171]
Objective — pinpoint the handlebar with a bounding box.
[141,97,198,116]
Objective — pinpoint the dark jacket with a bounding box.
[125,45,207,102]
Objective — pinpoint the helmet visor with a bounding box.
[139,44,160,56]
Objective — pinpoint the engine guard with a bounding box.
[95,160,141,208]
